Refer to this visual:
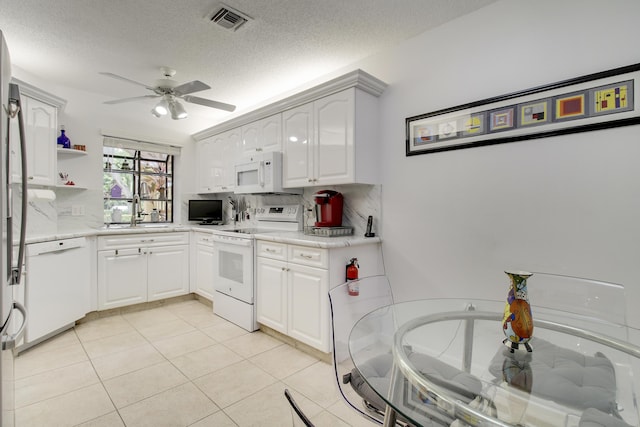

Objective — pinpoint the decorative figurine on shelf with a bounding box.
[57,125,71,149]
[502,270,534,353]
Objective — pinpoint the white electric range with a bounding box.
[210,205,301,331]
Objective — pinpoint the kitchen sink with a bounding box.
[103,223,174,230]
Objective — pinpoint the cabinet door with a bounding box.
[97,248,147,310]
[314,89,354,185]
[259,113,282,153]
[25,97,57,186]
[222,128,241,191]
[256,257,288,334]
[282,103,314,187]
[240,121,260,156]
[288,263,329,351]
[196,137,215,193]
[147,245,189,301]
[194,243,215,300]
[210,133,226,190]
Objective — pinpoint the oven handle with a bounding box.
[210,235,253,247]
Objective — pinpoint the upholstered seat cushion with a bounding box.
[347,349,482,421]
[489,338,617,414]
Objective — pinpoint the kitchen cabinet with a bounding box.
[282,88,379,188]
[191,232,215,300]
[256,241,329,351]
[256,238,384,352]
[198,128,240,193]
[10,95,58,186]
[196,136,215,193]
[97,232,189,310]
[240,113,282,156]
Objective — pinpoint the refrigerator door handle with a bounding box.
[8,83,27,286]
[1,301,27,350]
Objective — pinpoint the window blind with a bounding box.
[102,136,181,156]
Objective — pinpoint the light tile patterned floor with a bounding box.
[14,299,376,427]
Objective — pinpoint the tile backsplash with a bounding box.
[182,184,382,237]
[20,182,382,239]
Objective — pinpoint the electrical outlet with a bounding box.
[71,205,85,216]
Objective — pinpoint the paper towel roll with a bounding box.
[27,189,56,201]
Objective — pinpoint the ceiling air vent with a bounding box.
[210,5,251,31]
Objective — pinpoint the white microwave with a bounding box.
[234,151,302,194]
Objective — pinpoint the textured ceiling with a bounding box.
[0,0,496,137]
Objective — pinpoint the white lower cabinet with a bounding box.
[192,232,215,300]
[97,232,189,310]
[257,241,329,351]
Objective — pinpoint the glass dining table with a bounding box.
[348,298,640,427]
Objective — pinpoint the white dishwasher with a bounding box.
[23,237,90,348]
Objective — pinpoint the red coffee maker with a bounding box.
[314,190,343,227]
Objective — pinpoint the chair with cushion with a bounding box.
[486,272,637,426]
[328,275,484,426]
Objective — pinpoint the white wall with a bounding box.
[347,1,640,328]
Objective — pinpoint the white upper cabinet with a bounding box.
[240,113,282,156]
[282,104,314,188]
[196,136,215,193]
[11,95,57,186]
[10,80,66,187]
[192,69,386,190]
[198,128,240,193]
[283,88,378,188]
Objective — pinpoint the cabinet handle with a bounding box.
[307,178,313,183]
[115,249,118,256]
[281,267,285,271]
[140,239,155,243]
[27,176,34,180]
[256,148,262,152]
[265,248,276,253]
[300,254,313,259]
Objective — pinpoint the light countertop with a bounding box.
[24,225,381,248]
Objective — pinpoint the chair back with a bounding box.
[527,272,628,340]
[328,275,395,424]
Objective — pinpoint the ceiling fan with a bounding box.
[100,67,236,120]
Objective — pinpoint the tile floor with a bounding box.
[14,299,376,427]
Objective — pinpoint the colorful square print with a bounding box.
[461,113,486,137]
[591,80,634,115]
[488,107,515,132]
[518,99,550,127]
[413,124,436,146]
[554,92,587,121]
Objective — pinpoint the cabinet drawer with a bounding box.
[193,232,214,246]
[288,245,328,268]
[98,232,189,250]
[256,240,287,261]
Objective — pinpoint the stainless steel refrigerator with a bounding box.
[1,29,28,427]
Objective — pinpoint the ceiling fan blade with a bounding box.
[103,94,160,105]
[99,72,155,91]
[173,80,211,96]
[182,95,236,112]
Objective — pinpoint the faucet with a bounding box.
[131,194,141,227]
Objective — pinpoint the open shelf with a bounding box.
[57,147,87,156]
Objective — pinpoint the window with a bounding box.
[103,140,175,225]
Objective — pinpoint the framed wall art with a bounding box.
[406,63,640,156]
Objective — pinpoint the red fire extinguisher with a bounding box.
[346,258,359,296]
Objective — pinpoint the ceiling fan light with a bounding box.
[152,98,169,116]
[169,100,188,120]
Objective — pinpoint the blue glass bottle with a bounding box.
[57,127,71,149]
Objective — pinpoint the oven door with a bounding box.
[212,235,254,303]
